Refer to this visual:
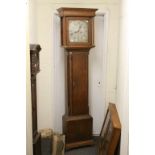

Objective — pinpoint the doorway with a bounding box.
[52,13,107,135]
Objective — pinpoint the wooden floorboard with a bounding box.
[41,136,99,155]
[65,145,97,155]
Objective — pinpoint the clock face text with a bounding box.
[69,20,88,43]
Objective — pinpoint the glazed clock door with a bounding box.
[66,17,93,47]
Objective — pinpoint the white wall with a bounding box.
[27,2,33,155]
[26,42,33,155]
[29,0,121,135]
[29,0,38,43]
[116,0,129,154]
[89,15,107,134]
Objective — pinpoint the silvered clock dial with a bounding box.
[69,20,88,43]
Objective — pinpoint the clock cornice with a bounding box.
[57,7,98,17]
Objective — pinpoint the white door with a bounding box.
[89,15,106,135]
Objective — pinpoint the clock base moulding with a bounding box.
[62,114,94,150]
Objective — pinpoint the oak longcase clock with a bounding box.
[57,7,97,149]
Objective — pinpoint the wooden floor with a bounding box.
[65,145,97,155]
[41,137,99,155]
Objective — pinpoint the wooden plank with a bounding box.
[109,103,121,129]
[99,103,121,155]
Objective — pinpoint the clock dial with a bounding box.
[69,20,88,43]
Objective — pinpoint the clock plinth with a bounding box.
[57,7,97,149]
[63,115,94,150]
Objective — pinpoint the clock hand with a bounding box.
[74,25,82,33]
[78,25,82,32]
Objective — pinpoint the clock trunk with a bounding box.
[67,50,89,115]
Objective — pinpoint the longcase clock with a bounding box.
[30,44,41,155]
[57,7,97,149]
